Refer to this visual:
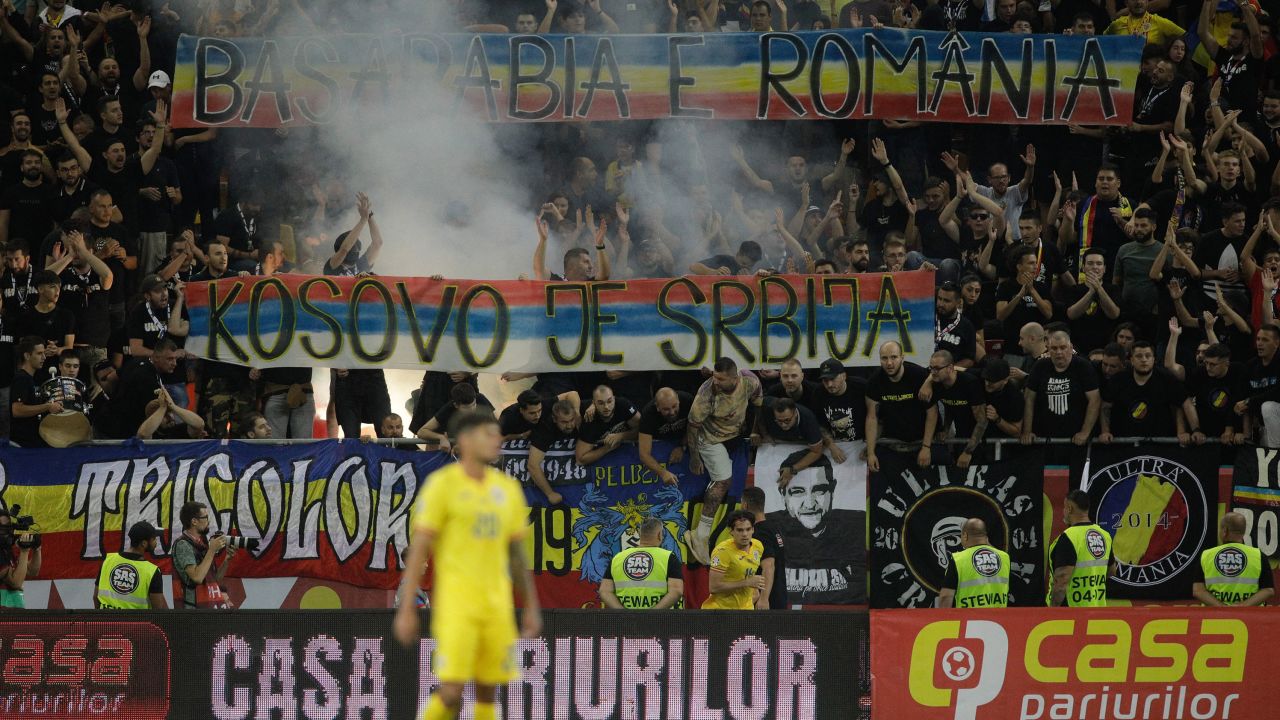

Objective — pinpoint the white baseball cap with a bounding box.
[147,70,171,89]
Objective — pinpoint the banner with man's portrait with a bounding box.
[869,452,1044,608]
[754,441,867,604]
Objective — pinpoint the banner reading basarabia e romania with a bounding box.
[872,608,1267,720]
[184,272,933,371]
[171,30,1142,127]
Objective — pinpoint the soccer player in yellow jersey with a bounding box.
[394,412,542,720]
[703,510,765,610]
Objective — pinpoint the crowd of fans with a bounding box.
[0,0,1269,466]
[0,0,1273,612]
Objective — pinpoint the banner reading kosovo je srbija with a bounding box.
[172,30,1141,126]
[1077,444,1217,600]
[0,439,744,608]
[869,453,1043,608]
[184,272,934,372]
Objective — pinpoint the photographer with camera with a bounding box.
[172,501,237,609]
[0,504,40,608]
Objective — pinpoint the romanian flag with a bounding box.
[1185,0,1264,70]
[1076,193,1132,281]
[1097,473,1190,565]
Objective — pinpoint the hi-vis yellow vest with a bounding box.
[1200,543,1263,606]
[952,545,1010,608]
[96,553,159,609]
[1048,524,1111,607]
[609,546,675,609]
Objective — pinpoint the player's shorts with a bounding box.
[698,442,733,483]
[431,611,519,685]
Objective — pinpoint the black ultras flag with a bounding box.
[1231,446,1280,558]
[869,453,1044,608]
[1076,444,1218,599]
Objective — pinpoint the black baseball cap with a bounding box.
[128,521,162,545]
[819,358,845,379]
[982,358,1011,383]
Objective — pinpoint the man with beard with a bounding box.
[0,113,50,190]
[81,56,149,127]
[810,358,866,454]
[528,399,582,506]
[1198,0,1264,122]
[1099,340,1194,443]
[839,237,871,273]
[155,231,204,286]
[1112,208,1164,332]
[172,501,237,609]
[57,97,168,233]
[995,247,1054,343]
[768,452,863,604]
[638,387,691,486]
[126,274,188,406]
[134,118,180,277]
[1061,164,1131,274]
[866,340,935,471]
[575,385,640,465]
[934,281,976,368]
[928,350,987,468]
[48,152,99,227]
[95,522,165,609]
[0,150,54,248]
[1,240,35,311]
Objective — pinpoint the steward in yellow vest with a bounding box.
[1048,490,1113,607]
[1192,512,1275,607]
[938,518,1011,608]
[599,518,684,609]
[96,522,166,609]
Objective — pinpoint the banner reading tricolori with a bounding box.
[184,272,934,372]
[872,608,1269,720]
[171,30,1142,127]
[0,438,744,609]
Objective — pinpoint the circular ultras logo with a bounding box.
[1085,529,1108,559]
[971,547,1001,577]
[110,564,140,594]
[902,488,1008,592]
[941,647,976,681]
[1093,455,1207,592]
[1215,547,1246,578]
[624,551,653,580]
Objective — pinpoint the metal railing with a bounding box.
[68,435,1230,462]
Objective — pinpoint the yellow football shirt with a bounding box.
[702,537,763,610]
[411,464,529,617]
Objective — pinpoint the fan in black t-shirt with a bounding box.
[528,400,583,506]
[637,388,692,486]
[413,383,493,452]
[1025,333,1101,442]
[934,282,977,366]
[866,341,936,470]
[759,396,826,489]
[811,358,866,446]
[499,390,551,441]
[1182,344,1246,441]
[1100,342,1191,441]
[928,351,987,467]
[576,386,640,465]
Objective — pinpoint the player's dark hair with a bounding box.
[451,411,498,437]
[727,509,756,528]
